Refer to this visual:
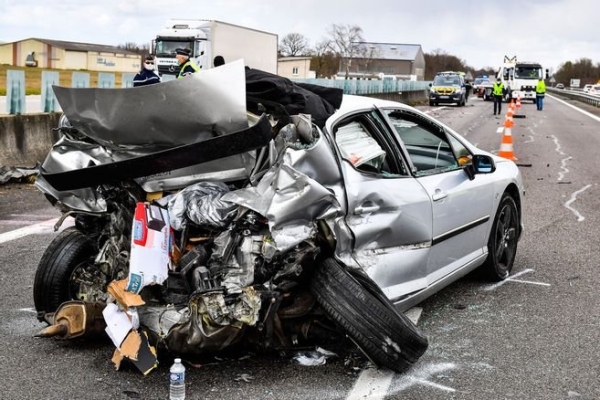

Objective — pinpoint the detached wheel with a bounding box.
[481,193,519,281]
[310,258,428,373]
[33,227,98,321]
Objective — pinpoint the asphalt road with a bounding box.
[1,94,600,399]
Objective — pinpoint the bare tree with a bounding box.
[357,43,381,77]
[424,48,469,79]
[118,42,151,58]
[326,24,365,79]
[309,39,339,78]
[279,33,310,57]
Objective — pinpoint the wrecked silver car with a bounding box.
[32,61,523,375]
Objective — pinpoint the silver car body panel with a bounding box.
[324,95,524,304]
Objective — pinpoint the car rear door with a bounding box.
[330,109,434,301]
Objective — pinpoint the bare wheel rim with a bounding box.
[494,203,518,269]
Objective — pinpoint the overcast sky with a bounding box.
[1,0,599,72]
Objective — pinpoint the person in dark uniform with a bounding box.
[175,48,200,78]
[133,55,161,87]
[464,79,472,102]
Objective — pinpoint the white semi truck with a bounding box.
[153,19,278,77]
[497,55,548,103]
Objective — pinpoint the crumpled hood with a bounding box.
[52,60,249,148]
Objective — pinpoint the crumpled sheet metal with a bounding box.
[168,182,237,230]
[52,60,249,148]
[223,162,340,253]
[163,288,261,356]
[0,165,38,184]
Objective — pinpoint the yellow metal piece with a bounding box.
[146,191,164,201]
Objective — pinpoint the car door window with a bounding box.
[334,114,407,177]
[382,109,470,176]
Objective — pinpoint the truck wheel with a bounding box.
[310,258,428,373]
[33,227,98,321]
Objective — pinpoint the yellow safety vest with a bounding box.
[177,60,200,78]
[493,82,504,96]
[536,81,546,94]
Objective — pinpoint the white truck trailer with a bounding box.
[153,19,278,77]
[497,55,548,103]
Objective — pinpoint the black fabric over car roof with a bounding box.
[245,68,344,128]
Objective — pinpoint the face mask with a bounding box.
[144,63,155,71]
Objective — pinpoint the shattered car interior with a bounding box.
[32,60,523,376]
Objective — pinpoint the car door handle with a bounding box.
[432,189,448,202]
[354,203,380,215]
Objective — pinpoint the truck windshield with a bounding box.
[155,40,194,56]
[515,65,542,79]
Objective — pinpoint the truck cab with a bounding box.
[153,20,211,77]
[497,56,548,103]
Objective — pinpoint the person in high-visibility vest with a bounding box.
[492,77,504,116]
[535,78,546,111]
[175,48,200,79]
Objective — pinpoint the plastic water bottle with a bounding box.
[169,358,186,400]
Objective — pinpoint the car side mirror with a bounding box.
[465,154,496,180]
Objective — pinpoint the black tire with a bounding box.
[33,227,97,320]
[310,258,428,372]
[429,100,434,107]
[481,193,519,281]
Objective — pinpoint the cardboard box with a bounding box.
[126,202,171,293]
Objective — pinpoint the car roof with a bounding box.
[326,94,410,130]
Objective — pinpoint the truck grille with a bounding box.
[158,65,181,75]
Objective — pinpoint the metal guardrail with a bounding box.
[547,87,600,107]
[292,78,432,95]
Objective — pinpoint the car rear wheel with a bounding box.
[481,193,519,281]
[33,227,99,321]
[310,258,428,373]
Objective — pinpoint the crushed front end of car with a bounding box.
[33,60,428,375]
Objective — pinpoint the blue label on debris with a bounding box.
[170,372,184,383]
[133,219,144,241]
[126,273,143,293]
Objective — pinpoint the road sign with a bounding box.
[550,77,556,83]
[570,78,580,88]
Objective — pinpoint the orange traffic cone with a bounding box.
[516,96,522,109]
[505,108,515,128]
[509,98,515,109]
[498,120,518,161]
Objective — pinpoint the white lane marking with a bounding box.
[346,368,394,400]
[19,308,37,313]
[565,184,592,222]
[551,134,566,156]
[0,220,54,225]
[484,269,535,291]
[558,157,572,181]
[346,307,423,400]
[506,279,551,287]
[391,362,457,393]
[0,218,59,245]
[524,135,534,144]
[547,94,600,123]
